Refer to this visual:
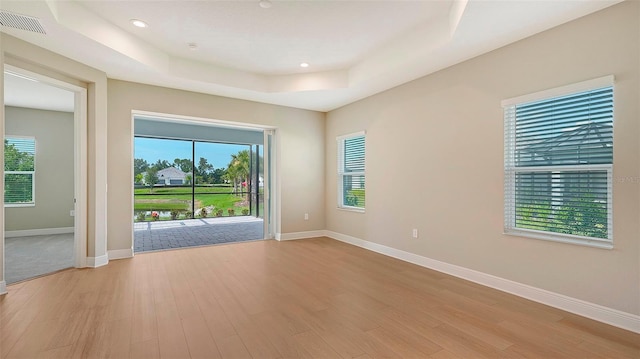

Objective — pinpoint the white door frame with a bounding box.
[3,65,88,269]
[263,129,276,239]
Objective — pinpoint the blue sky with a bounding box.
[134,137,249,169]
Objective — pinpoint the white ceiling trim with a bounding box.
[1,0,623,112]
[46,0,462,94]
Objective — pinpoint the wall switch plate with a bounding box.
[304,213,309,220]
[70,210,75,217]
[412,228,418,238]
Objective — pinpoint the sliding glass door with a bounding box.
[134,137,263,222]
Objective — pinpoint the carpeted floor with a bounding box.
[5,233,74,284]
[134,216,264,253]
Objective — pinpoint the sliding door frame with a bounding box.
[263,129,276,239]
[130,110,278,249]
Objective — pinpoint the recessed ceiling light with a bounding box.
[259,0,272,9]
[188,43,198,51]
[300,62,309,68]
[130,19,148,28]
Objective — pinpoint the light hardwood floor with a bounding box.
[1,237,638,358]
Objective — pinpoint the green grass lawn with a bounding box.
[134,185,253,221]
[134,194,246,210]
[134,200,190,211]
[134,184,234,195]
[196,194,244,209]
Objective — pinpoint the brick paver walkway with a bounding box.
[134,217,264,253]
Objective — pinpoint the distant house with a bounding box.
[141,167,189,185]
[157,167,189,185]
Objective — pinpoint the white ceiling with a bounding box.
[4,71,75,112]
[1,0,622,112]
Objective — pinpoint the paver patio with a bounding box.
[134,216,264,252]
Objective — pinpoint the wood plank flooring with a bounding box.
[1,237,638,358]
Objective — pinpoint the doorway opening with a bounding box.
[132,114,274,252]
[3,66,87,284]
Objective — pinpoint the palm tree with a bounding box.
[225,164,238,193]
[227,150,250,198]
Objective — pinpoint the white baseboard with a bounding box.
[276,230,326,241]
[75,257,87,269]
[0,281,6,295]
[86,254,108,268]
[108,248,134,260]
[325,230,640,334]
[5,227,74,238]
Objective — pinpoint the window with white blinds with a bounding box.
[503,76,613,248]
[4,136,36,207]
[337,132,365,211]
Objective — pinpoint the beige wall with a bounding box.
[107,80,325,251]
[326,1,639,315]
[5,107,74,231]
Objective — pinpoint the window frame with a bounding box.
[337,131,365,212]
[4,136,36,208]
[502,76,614,249]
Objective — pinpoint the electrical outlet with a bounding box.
[304,213,309,220]
[412,228,418,238]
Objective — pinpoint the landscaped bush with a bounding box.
[241,209,249,215]
[200,207,208,218]
[170,210,180,220]
[215,209,224,217]
[136,212,146,221]
[516,193,607,239]
[227,209,235,216]
[184,211,192,219]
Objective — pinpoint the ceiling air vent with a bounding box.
[0,11,46,34]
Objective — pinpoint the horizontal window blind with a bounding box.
[504,83,613,245]
[341,136,365,173]
[4,137,36,205]
[338,133,365,209]
[5,173,34,203]
[513,87,613,167]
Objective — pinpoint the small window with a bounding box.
[337,132,365,211]
[4,136,36,207]
[503,76,613,248]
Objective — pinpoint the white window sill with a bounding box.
[504,229,613,250]
[4,203,36,208]
[337,206,365,214]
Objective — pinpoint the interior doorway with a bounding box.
[3,66,87,284]
[132,113,274,252]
